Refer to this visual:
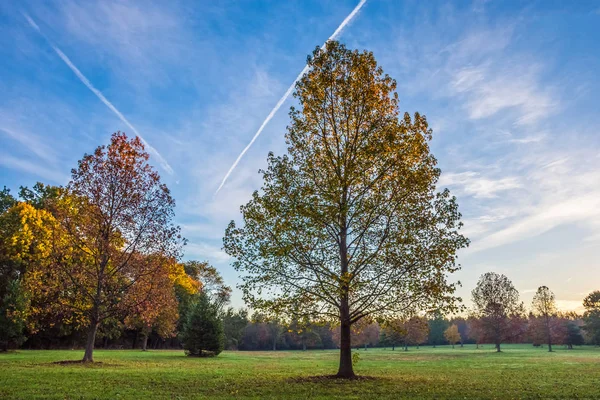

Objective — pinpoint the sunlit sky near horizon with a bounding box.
[1,0,599,313]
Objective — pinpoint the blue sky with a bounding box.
[1,0,599,312]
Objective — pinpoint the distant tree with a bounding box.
[450,317,468,347]
[582,291,600,345]
[222,308,249,350]
[444,324,461,348]
[180,291,224,357]
[466,316,483,349]
[564,320,585,349]
[23,133,183,362]
[471,272,525,352]
[286,321,322,351]
[223,41,468,378]
[239,322,271,350]
[380,319,406,350]
[404,316,429,350]
[428,312,448,347]
[531,286,558,352]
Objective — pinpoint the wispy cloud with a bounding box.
[439,171,522,199]
[451,64,555,125]
[0,126,58,164]
[215,0,368,194]
[0,153,67,183]
[185,242,231,263]
[23,13,174,175]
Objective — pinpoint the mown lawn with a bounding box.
[1,344,599,399]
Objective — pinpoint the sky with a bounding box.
[1,0,599,313]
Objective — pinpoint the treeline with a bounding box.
[217,308,592,352]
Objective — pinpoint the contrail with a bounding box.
[23,13,174,176]
[215,0,367,194]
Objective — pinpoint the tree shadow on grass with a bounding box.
[51,360,122,367]
[288,375,380,383]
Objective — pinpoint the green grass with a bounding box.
[1,345,599,399]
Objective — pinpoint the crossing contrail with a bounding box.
[23,13,174,176]
[215,0,367,194]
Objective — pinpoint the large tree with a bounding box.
[471,272,525,352]
[223,41,468,378]
[530,286,558,352]
[24,132,183,362]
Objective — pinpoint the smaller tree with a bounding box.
[428,312,448,347]
[180,292,224,357]
[405,316,429,350]
[380,319,406,351]
[531,286,558,352]
[564,321,585,349]
[444,324,461,349]
[471,272,525,352]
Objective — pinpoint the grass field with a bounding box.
[1,344,599,399]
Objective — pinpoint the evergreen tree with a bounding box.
[180,292,224,357]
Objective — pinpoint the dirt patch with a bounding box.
[289,375,379,383]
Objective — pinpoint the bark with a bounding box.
[546,317,553,352]
[336,214,355,379]
[142,334,149,352]
[82,321,99,362]
[495,342,501,352]
[337,320,354,378]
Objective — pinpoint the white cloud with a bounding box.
[439,171,522,199]
[451,64,555,125]
[0,125,58,164]
[0,153,67,184]
[184,242,231,263]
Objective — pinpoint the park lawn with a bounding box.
[1,345,599,399]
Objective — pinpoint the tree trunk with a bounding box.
[364,343,367,351]
[336,216,354,379]
[82,321,99,362]
[546,321,553,352]
[391,344,395,351]
[142,334,149,352]
[337,321,354,378]
[273,337,277,351]
[495,342,501,352]
[452,344,455,349]
[404,344,408,351]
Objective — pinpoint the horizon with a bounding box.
[1,0,599,313]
